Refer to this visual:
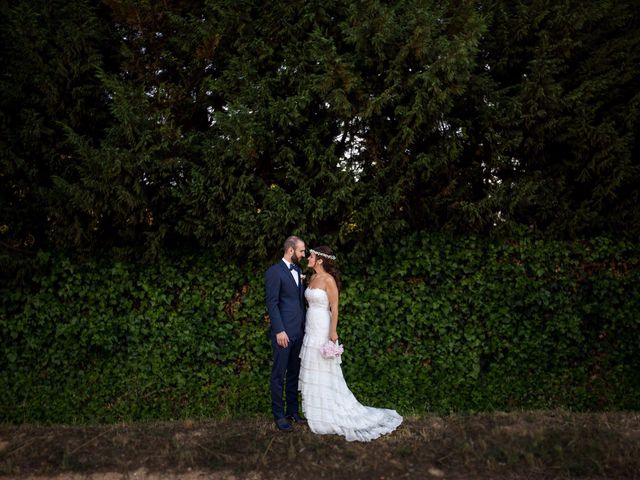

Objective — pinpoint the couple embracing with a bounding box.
[265,235,402,442]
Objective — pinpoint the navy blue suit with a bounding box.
[265,260,306,420]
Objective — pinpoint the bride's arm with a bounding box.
[326,277,339,342]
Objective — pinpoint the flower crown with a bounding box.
[310,249,336,260]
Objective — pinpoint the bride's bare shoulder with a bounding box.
[324,275,338,290]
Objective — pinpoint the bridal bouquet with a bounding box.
[320,340,344,359]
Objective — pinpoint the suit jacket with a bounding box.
[265,260,306,339]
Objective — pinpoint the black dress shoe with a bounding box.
[288,413,307,424]
[275,417,293,432]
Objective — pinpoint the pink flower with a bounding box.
[320,340,344,359]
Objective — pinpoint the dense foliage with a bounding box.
[1,234,638,423]
[2,1,638,423]
[2,0,639,273]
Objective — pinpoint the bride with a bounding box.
[298,246,402,441]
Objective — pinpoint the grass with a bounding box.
[1,410,639,479]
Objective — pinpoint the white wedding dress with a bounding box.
[298,288,403,441]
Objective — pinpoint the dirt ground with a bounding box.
[1,411,639,479]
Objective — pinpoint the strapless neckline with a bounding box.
[305,287,329,308]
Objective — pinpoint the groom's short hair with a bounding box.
[284,235,302,252]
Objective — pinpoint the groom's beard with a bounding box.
[291,253,301,265]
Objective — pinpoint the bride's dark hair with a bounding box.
[313,246,341,290]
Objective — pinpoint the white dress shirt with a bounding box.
[282,258,299,286]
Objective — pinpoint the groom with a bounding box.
[265,235,307,431]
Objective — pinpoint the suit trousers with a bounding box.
[270,334,303,419]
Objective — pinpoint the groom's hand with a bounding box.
[276,331,290,348]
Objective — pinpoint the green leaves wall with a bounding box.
[1,233,638,423]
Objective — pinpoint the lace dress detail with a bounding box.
[298,288,402,442]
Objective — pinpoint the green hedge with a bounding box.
[1,234,639,423]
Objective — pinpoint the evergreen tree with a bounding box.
[59,0,210,257]
[172,0,361,257]
[2,0,638,270]
[450,0,640,238]
[340,0,485,246]
[0,0,117,275]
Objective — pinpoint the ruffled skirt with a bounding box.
[298,306,402,442]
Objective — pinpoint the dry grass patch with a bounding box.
[1,411,639,479]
